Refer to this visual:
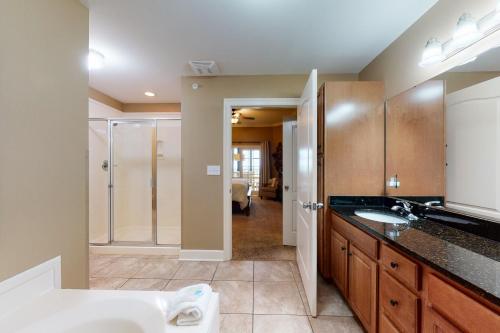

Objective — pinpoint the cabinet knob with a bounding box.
[341,246,346,251]
[348,252,353,256]
[390,299,399,307]
[390,261,399,269]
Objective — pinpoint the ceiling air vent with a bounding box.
[189,60,219,76]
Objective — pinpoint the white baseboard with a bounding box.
[90,245,180,256]
[179,250,226,261]
[0,256,60,317]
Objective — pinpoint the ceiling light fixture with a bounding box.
[419,38,445,67]
[452,13,482,49]
[88,49,105,70]
[144,91,156,97]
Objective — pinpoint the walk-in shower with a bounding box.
[88,118,181,248]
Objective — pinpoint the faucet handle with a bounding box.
[424,200,441,207]
[395,200,412,210]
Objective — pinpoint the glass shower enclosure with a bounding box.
[88,118,181,246]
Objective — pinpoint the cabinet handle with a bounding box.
[389,299,399,307]
[390,261,399,269]
[341,246,346,251]
[348,252,353,256]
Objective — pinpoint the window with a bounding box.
[233,146,260,194]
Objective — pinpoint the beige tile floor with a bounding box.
[89,254,363,333]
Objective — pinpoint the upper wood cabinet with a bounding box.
[321,81,385,196]
[385,80,445,196]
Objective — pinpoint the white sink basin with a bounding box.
[354,209,409,224]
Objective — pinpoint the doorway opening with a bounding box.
[222,98,300,261]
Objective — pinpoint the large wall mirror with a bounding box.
[386,46,500,222]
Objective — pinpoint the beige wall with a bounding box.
[434,71,500,94]
[181,73,357,250]
[89,87,124,111]
[0,0,89,288]
[123,103,181,113]
[359,0,497,98]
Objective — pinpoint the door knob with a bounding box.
[284,185,289,191]
[101,160,108,171]
[313,202,324,210]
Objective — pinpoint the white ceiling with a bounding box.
[86,0,438,103]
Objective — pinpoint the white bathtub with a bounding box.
[0,289,219,333]
[0,257,219,333]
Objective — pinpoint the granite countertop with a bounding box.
[329,197,500,306]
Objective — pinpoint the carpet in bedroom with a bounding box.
[232,197,295,261]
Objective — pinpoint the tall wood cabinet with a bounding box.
[317,81,385,278]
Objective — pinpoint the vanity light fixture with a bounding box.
[452,13,482,49]
[419,38,445,67]
[88,49,105,70]
[495,0,500,22]
[144,91,156,97]
[420,3,500,67]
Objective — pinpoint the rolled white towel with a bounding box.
[166,283,212,326]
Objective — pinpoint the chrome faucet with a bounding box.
[391,200,418,221]
[424,200,442,207]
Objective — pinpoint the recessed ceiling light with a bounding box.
[88,49,105,70]
[144,91,156,97]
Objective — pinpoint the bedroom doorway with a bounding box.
[227,103,298,260]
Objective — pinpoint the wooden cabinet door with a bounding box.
[348,244,378,333]
[330,229,348,295]
[424,307,462,333]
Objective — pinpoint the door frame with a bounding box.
[222,98,300,260]
[282,118,298,246]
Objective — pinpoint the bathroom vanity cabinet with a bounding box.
[329,211,500,333]
[317,81,385,278]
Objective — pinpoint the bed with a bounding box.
[232,178,252,216]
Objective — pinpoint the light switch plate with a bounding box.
[207,165,221,176]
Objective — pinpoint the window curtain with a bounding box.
[259,141,271,196]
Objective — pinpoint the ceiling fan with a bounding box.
[231,110,255,124]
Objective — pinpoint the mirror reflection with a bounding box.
[387,46,500,221]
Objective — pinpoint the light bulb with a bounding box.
[419,38,444,67]
[144,91,156,97]
[452,13,481,49]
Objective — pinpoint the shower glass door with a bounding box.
[111,120,155,243]
[89,120,110,244]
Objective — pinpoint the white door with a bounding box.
[283,119,298,246]
[296,69,318,316]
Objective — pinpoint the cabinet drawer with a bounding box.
[380,270,419,333]
[380,243,419,290]
[331,213,378,259]
[380,311,401,333]
[427,274,500,332]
